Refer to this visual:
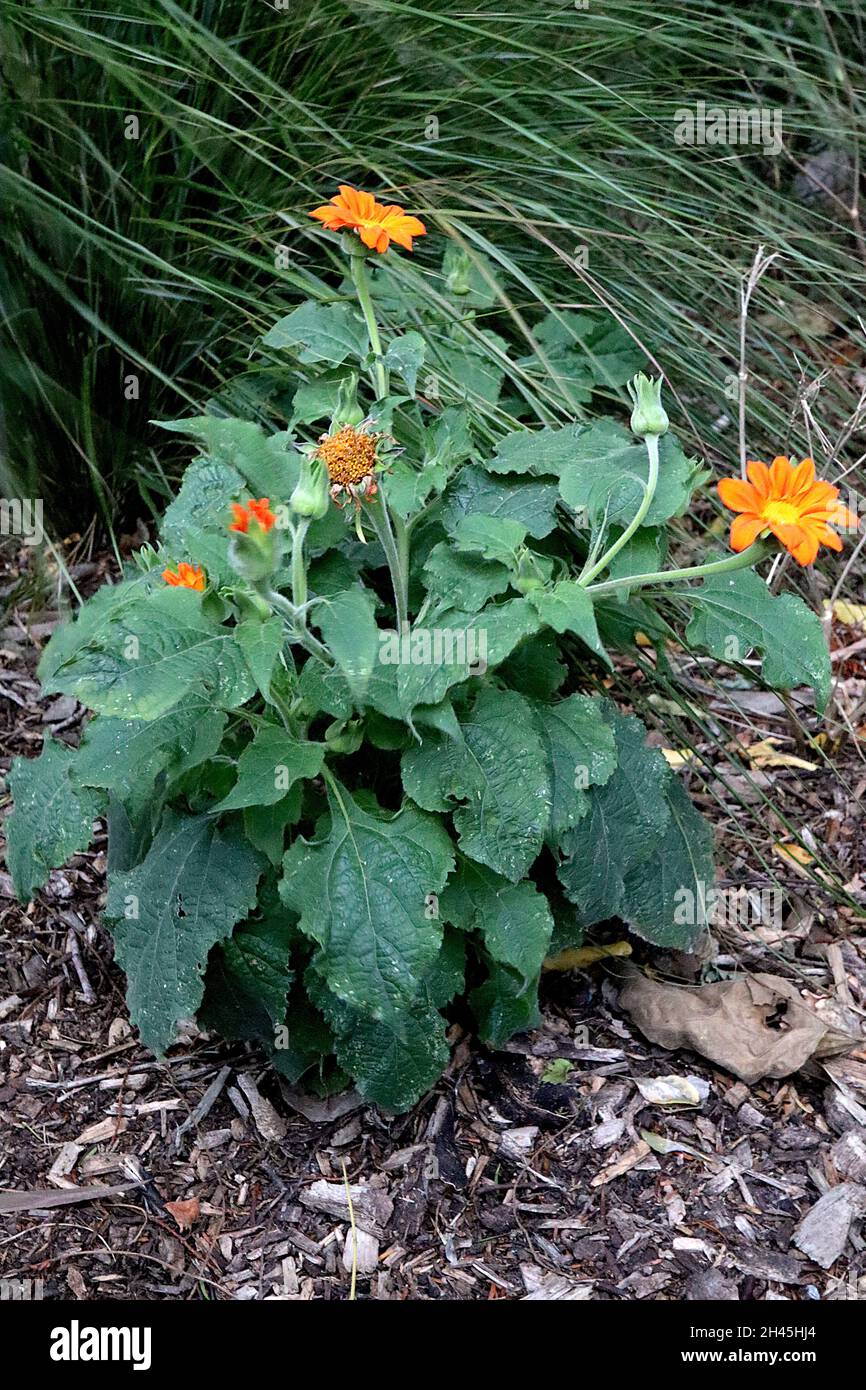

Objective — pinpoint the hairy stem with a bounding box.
[585,539,771,597]
[578,433,660,586]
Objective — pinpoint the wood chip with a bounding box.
[793,1183,866,1269]
[235,1072,287,1142]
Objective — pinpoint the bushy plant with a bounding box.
[6,191,854,1110]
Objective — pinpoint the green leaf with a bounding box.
[486,423,584,478]
[157,415,296,499]
[280,782,455,1024]
[470,964,541,1047]
[40,586,254,720]
[499,631,567,698]
[605,526,665,582]
[528,580,612,667]
[333,1003,449,1111]
[75,701,227,817]
[290,376,345,427]
[243,789,303,866]
[557,710,670,926]
[107,812,263,1054]
[423,543,512,614]
[214,724,325,812]
[199,911,294,1042]
[451,513,527,564]
[402,687,551,881]
[442,859,553,988]
[6,739,104,900]
[159,456,242,585]
[297,656,354,718]
[394,598,539,716]
[442,465,559,539]
[444,327,508,404]
[621,776,714,949]
[263,302,368,365]
[683,569,831,711]
[531,694,618,843]
[384,331,425,396]
[559,420,706,526]
[234,614,285,701]
[315,586,379,702]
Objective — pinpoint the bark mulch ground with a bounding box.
[1,540,865,1301]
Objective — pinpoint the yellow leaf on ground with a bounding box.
[661,748,696,768]
[746,738,818,772]
[773,842,814,874]
[833,600,866,627]
[543,941,632,973]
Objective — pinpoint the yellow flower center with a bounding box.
[317,426,379,486]
[761,500,802,528]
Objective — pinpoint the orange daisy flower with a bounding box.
[229,498,277,534]
[309,185,426,254]
[718,457,858,566]
[162,562,206,592]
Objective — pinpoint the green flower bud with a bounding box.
[227,528,277,583]
[332,372,365,429]
[445,249,474,297]
[290,456,330,519]
[626,373,669,438]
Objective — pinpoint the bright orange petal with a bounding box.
[730,513,766,550]
[718,477,761,513]
[789,457,816,494]
[745,461,771,498]
[769,456,793,496]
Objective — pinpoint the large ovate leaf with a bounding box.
[531,694,618,843]
[442,465,559,538]
[263,302,367,365]
[486,422,584,478]
[557,710,670,926]
[106,813,264,1054]
[157,415,296,499]
[280,782,455,1024]
[451,513,527,565]
[559,420,706,526]
[214,724,325,812]
[234,613,285,700]
[402,687,551,881]
[159,456,243,584]
[334,1003,449,1111]
[422,543,511,614]
[199,910,294,1042]
[75,701,227,816]
[683,569,831,711]
[394,598,539,716]
[39,586,254,719]
[384,331,425,395]
[315,586,379,702]
[441,859,553,988]
[528,580,611,667]
[6,739,104,900]
[621,776,715,949]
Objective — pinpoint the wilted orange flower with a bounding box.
[162,562,205,592]
[718,456,858,566]
[229,498,277,534]
[309,185,426,254]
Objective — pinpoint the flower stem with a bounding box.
[349,247,411,625]
[365,498,409,631]
[578,433,660,586]
[264,585,333,665]
[291,517,310,612]
[585,539,771,598]
[350,251,388,400]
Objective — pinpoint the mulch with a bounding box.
[1,537,865,1301]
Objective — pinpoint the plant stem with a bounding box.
[365,498,409,631]
[348,246,411,626]
[291,517,310,611]
[350,251,388,399]
[264,585,333,664]
[585,539,771,598]
[578,433,660,586]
